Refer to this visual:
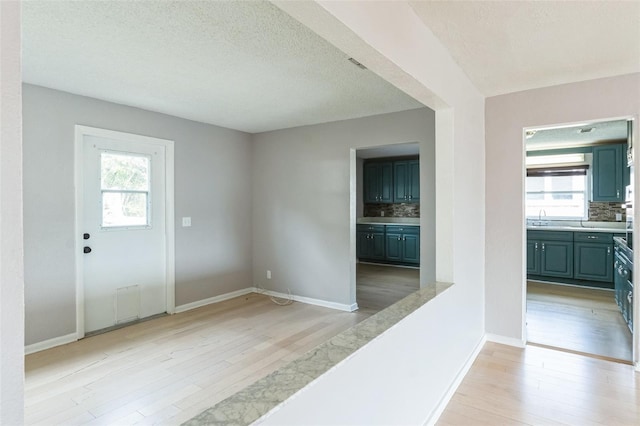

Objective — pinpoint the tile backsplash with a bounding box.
[363,203,420,218]
[588,201,625,222]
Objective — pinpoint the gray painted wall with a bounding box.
[251,108,436,306]
[23,84,253,345]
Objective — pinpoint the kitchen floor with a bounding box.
[526,281,632,362]
[356,263,420,315]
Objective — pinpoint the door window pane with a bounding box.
[101,152,149,191]
[102,192,148,227]
[100,152,150,228]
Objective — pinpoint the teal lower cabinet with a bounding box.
[357,224,419,266]
[357,225,385,261]
[527,240,541,275]
[385,226,420,265]
[527,230,615,288]
[574,242,613,282]
[540,241,573,278]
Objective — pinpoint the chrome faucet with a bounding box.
[538,209,546,222]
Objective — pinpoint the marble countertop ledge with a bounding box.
[357,217,420,226]
[183,281,453,426]
[527,226,625,233]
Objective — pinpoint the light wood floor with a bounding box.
[437,341,640,425]
[527,281,632,361]
[356,263,420,315]
[25,293,370,425]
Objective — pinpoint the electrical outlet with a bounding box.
[616,213,622,221]
[381,211,385,217]
[267,270,272,280]
[182,217,192,227]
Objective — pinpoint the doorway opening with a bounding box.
[523,118,635,362]
[74,126,175,339]
[354,143,421,315]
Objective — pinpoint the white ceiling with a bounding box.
[526,119,629,151]
[357,143,419,159]
[22,1,423,134]
[409,1,640,97]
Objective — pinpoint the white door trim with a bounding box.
[74,125,175,339]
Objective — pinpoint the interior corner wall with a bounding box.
[22,84,253,345]
[255,0,485,422]
[1,1,25,423]
[250,108,435,305]
[485,73,640,343]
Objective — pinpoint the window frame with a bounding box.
[525,165,590,220]
[99,150,153,230]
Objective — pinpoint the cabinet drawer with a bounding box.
[574,232,613,243]
[527,230,573,242]
[357,224,385,233]
[386,225,419,234]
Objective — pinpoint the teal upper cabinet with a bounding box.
[364,162,393,203]
[393,160,420,203]
[592,144,626,202]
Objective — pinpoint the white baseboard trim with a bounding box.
[485,333,526,348]
[25,332,78,355]
[174,287,255,314]
[255,288,357,312]
[423,334,487,426]
[24,287,355,355]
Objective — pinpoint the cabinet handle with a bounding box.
[628,292,633,304]
[403,237,406,241]
[617,189,620,198]
[535,242,538,250]
[542,243,545,251]
[404,195,408,200]
[608,247,611,255]
[408,195,412,199]
[587,235,597,239]
[397,237,401,241]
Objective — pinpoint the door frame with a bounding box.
[521,115,638,367]
[74,125,175,339]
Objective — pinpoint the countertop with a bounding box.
[527,226,625,233]
[183,282,453,426]
[357,217,420,226]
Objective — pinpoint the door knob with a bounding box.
[83,246,92,254]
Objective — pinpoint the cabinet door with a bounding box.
[593,144,623,202]
[540,241,573,278]
[393,161,408,203]
[614,257,623,307]
[357,232,369,259]
[371,233,386,259]
[407,160,420,202]
[363,163,379,203]
[379,162,393,203]
[402,234,420,264]
[526,240,541,275]
[385,233,403,261]
[574,242,613,282]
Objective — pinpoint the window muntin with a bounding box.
[526,166,588,219]
[100,151,151,228]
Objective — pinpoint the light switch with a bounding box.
[182,217,192,227]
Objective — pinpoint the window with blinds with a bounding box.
[526,165,589,219]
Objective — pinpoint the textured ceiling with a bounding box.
[409,1,640,96]
[526,119,629,151]
[22,1,423,133]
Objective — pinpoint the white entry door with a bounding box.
[81,131,168,333]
